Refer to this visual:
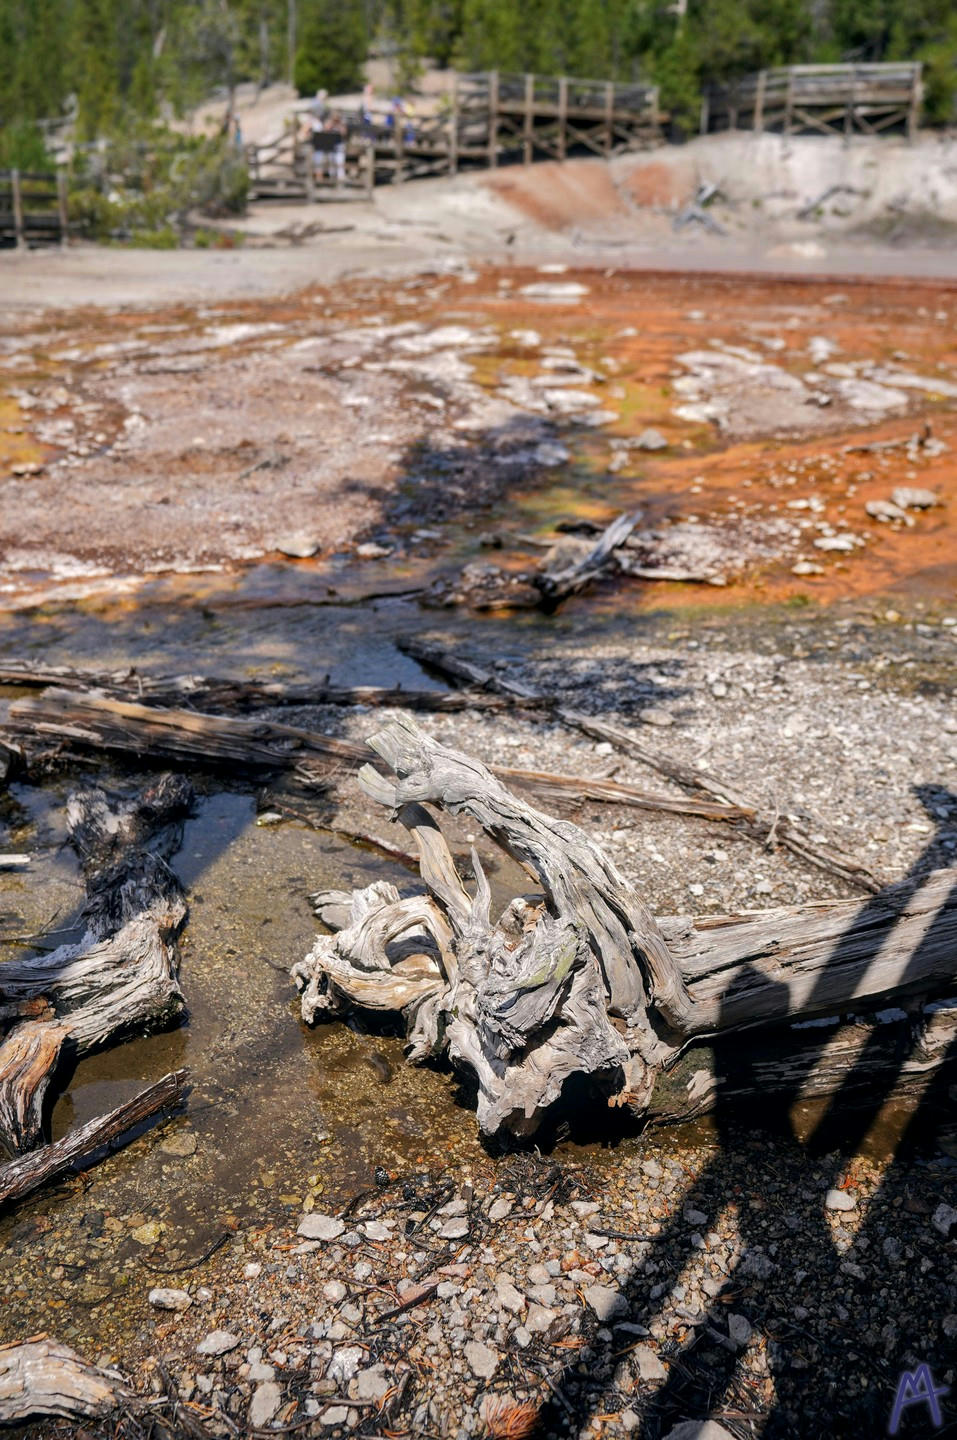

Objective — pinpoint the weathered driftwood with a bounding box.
[534,509,643,606]
[0,1337,129,1425]
[0,1019,67,1155]
[0,657,518,715]
[0,1069,188,1208]
[293,719,956,1137]
[0,775,191,1157]
[3,690,749,827]
[7,690,362,781]
[400,637,880,893]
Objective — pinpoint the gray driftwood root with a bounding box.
[0,1337,130,1424]
[293,719,957,1137]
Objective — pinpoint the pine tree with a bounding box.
[294,0,367,96]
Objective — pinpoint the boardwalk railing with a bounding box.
[0,169,68,247]
[246,68,662,201]
[702,63,922,140]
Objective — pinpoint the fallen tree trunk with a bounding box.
[0,774,191,1157]
[0,1069,189,1208]
[4,690,751,826]
[0,658,518,714]
[0,1337,130,1425]
[645,997,957,1126]
[293,718,956,1137]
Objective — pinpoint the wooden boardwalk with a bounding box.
[0,169,68,247]
[246,69,661,202]
[702,63,922,140]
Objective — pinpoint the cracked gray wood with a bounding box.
[294,718,956,1137]
[0,1338,129,1424]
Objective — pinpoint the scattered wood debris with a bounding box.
[1,689,751,827]
[400,637,880,892]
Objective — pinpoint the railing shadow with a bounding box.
[534,791,957,1438]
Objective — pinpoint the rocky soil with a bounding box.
[1,257,956,1440]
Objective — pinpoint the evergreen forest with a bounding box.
[1,0,955,162]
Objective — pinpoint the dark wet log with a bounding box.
[294,719,957,1137]
[4,691,749,826]
[534,509,643,606]
[0,1337,129,1424]
[0,658,516,714]
[0,1068,188,1207]
[0,778,191,1156]
[399,637,880,893]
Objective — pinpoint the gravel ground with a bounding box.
[10,601,955,1440]
[3,260,956,1440]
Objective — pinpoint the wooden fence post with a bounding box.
[488,70,499,169]
[785,66,795,136]
[754,70,766,133]
[845,66,856,140]
[11,169,24,249]
[604,80,614,156]
[523,73,534,165]
[394,119,405,183]
[303,140,315,202]
[56,167,68,248]
[558,76,568,160]
[365,141,374,198]
[699,89,710,135]
[909,64,921,142]
[449,73,459,175]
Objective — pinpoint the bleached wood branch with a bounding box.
[294,719,957,1137]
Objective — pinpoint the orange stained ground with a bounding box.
[4,263,956,615]
[441,266,957,612]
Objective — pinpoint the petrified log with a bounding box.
[0,1337,129,1425]
[0,775,192,1157]
[293,718,957,1137]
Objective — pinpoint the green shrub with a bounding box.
[66,126,247,244]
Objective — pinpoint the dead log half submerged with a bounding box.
[0,776,192,1161]
[293,719,957,1137]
